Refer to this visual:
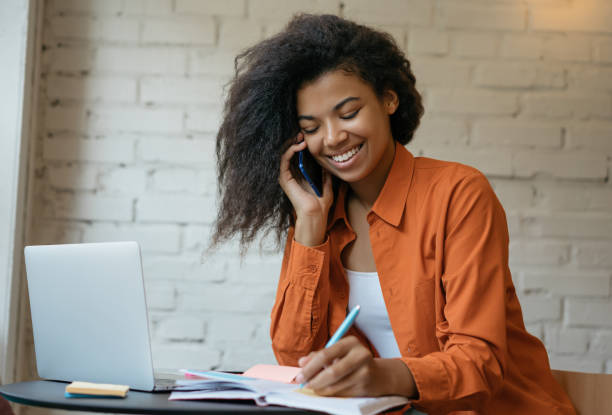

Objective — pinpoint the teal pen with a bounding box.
[300,304,361,388]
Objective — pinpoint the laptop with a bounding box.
[24,241,177,391]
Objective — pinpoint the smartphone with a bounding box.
[297,150,322,197]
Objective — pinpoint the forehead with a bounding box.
[296,70,377,114]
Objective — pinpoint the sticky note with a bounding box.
[242,364,301,384]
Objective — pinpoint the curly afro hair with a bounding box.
[211,13,423,254]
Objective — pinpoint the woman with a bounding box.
[212,13,574,415]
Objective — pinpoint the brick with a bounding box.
[521,272,610,297]
[409,116,469,146]
[183,225,212,252]
[50,16,139,42]
[219,19,263,49]
[51,0,123,15]
[178,283,276,313]
[428,89,518,115]
[576,241,612,268]
[48,165,99,190]
[47,76,137,103]
[189,49,236,76]
[411,59,471,87]
[542,35,591,62]
[94,47,186,74]
[567,299,612,327]
[99,167,147,194]
[510,240,570,266]
[500,35,542,60]
[549,355,604,373]
[439,2,526,31]
[90,108,184,133]
[569,67,612,91]
[207,314,259,345]
[545,326,590,354]
[473,121,561,148]
[144,281,176,310]
[142,254,228,282]
[152,343,221,370]
[43,137,135,163]
[137,195,215,223]
[142,17,215,45]
[522,92,612,119]
[525,324,543,340]
[140,77,226,104]
[152,168,198,193]
[176,0,245,16]
[53,194,133,221]
[247,0,338,21]
[30,221,83,245]
[524,214,612,239]
[452,33,497,58]
[156,316,205,341]
[590,331,612,355]
[513,151,607,180]
[594,38,612,63]
[48,47,94,72]
[519,296,561,323]
[566,123,612,153]
[225,255,282,285]
[138,137,216,166]
[407,29,449,55]
[342,0,431,26]
[536,184,589,211]
[421,146,512,177]
[82,223,181,253]
[531,2,612,34]
[490,180,534,211]
[475,63,565,89]
[122,0,173,15]
[185,107,223,133]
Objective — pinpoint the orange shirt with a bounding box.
[270,142,575,415]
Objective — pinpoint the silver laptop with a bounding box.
[24,241,177,391]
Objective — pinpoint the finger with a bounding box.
[315,365,369,397]
[298,352,315,368]
[299,337,359,384]
[321,169,333,203]
[278,140,308,188]
[307,344,370,391]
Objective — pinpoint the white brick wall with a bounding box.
[26,0,612,378]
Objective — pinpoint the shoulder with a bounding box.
[412,155,493,197]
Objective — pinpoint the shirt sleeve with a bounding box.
[401,171,510,413]
[270,227,331,365]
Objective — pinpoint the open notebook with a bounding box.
[169,367,410,415]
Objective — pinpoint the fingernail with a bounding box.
[295,374,304,383]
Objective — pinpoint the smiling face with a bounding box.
[296,70,398,192]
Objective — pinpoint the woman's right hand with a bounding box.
[279,133,333,247]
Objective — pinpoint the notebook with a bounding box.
[170,369,410,415]
[24,241,178,391]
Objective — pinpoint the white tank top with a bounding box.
[345,268,401,358]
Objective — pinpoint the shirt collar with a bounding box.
[327,141,415,230]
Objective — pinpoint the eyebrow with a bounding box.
[297,96,360,121]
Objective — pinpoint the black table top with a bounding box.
[0,380,320,414]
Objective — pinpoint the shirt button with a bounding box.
[306,264,318,273]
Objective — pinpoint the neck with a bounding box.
[348,141,396,210]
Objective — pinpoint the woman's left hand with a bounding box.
[295,336,417,397]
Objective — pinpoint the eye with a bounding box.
[302,126,319,134]
[340,109,360,120]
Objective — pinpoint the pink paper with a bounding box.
[242,364,301,384]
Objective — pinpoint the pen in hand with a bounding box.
[299,304,361,388]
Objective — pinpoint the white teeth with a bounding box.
[331,145,361,163]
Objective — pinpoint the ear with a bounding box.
[383,89,399,115]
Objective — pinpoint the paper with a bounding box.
[242,364,301,384]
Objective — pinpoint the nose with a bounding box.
[323,120,348,148]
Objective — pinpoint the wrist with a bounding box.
[374,358,417,398]
[294,216,326,247]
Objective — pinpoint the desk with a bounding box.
[0,381,319,414]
